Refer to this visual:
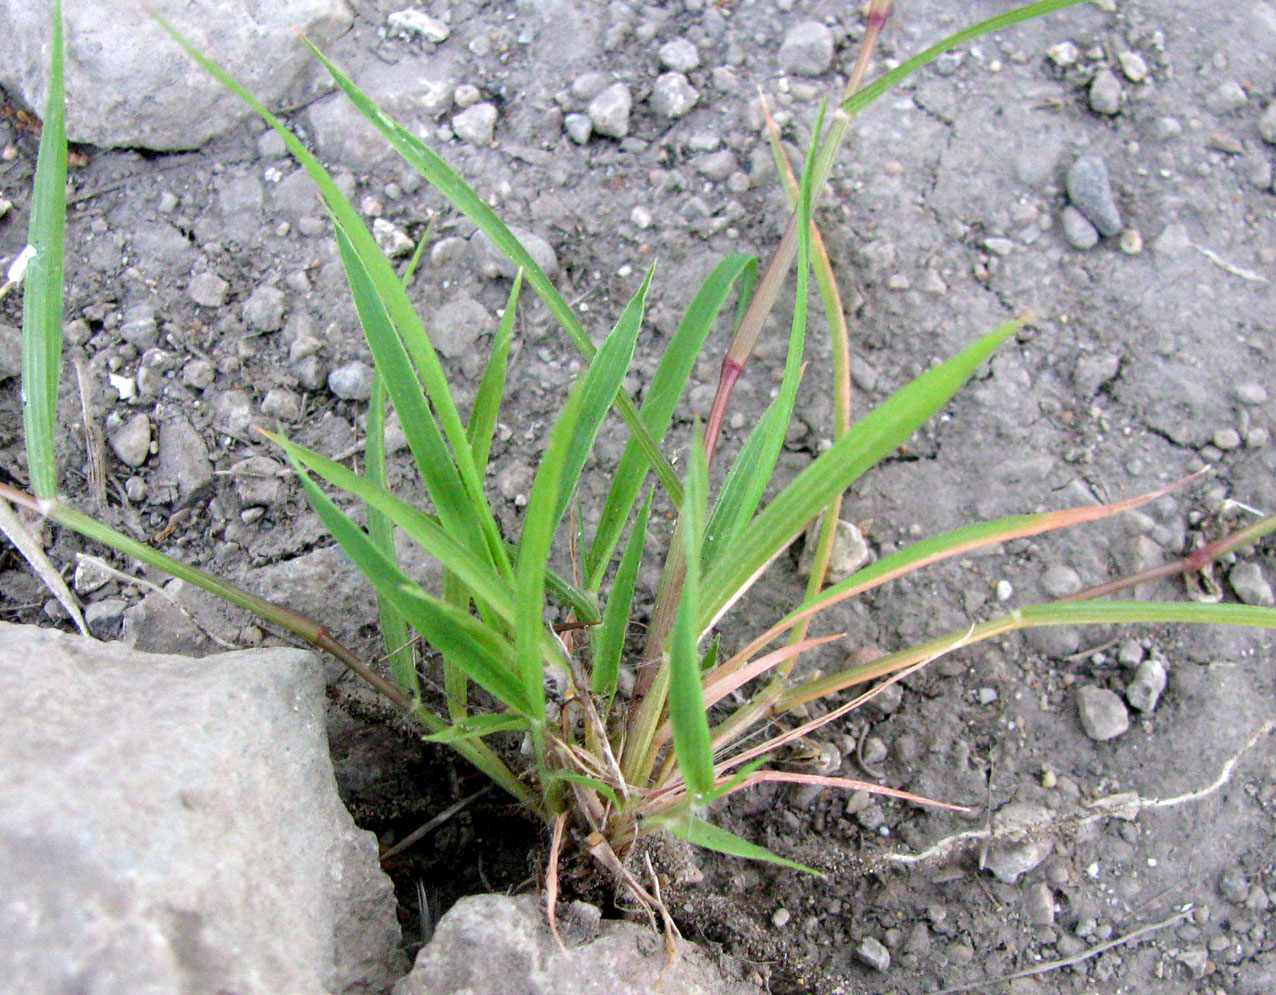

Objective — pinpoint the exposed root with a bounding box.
[876,719,1275,870]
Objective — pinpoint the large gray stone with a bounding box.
[0,0,352,150]
[393,893,763,995]
[0,623,405,994]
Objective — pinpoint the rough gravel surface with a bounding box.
[2,2,1274,993]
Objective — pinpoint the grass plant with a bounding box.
[6,0,1276,920]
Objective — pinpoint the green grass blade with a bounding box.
[586,253,756,590]
[512,269,652,716]
[292,36,683,506]
[660,812,820,874]
[541,565,602,626]
[364,373,417,695]
[591,490,653,704]
[842,0,1093,118]
[554,265,653,526]
[667,429,714,802]
[332,220,508,573]
[468,271,521,473]
[699,315,1024,630]
[702,394,786,571]
[267,431,519,626]
[419,713,529,744]
[544,771,620,808]
[292,462,534,716]
[20,0,66,499]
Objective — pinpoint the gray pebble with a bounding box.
[650,72,699,118]
[231,455,285,507]
[1153,221,1191,256]
[1042,564,1083,598]
[1061,205,1100,249]
[1230,562,1275,606]
[1067,156,1122,237]
[452,102,497,145]
[243,285,286,332]
[1219,868,1250,904]
[73,556,113,595]
[1025,882,1056,926]
[983,803,1054,884]
[431,296,491,358]
[570,71,609,101]
[856,936,891,972]
[472,226,559,280]
[496,460,534,503]
[1118,51,1148,83]
[85,598,128,640]
[156,417,213,500]
[659,37,700,72]
[188,271,230,308]
[453,84,481,109]
[120,303,159,349]
[260,387,301,422]
[693,149,737,181]
[1088,69,1122,115]
[1233,382,1268,405]
[293,354,327,392]
[109,413,152,468]
[328,361,375,401]
[1213,427,1241,450]
[1027,625,1080,658]
[1260,101,1276,145]
[1153,116,1183,140]
[1076,685,1129,741]
[564,113,592,144]
[865,681,903,716]
[588,82,632,139]
[1205,80,1247,116]
[372,218,414,259]
[779,21,834,77]
[1117,640,1145,666]
[1125,658,1167,713]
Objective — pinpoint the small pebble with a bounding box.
[856,936,891,972]
[1117,640,1145,666]
[1042,564,1082,598]
[328,361,375,401]
[772,908,791,928]
[387,8,449,42]
[1117,51,1148,82]
[659,37,700,72]
[242,284,286,332]
[1067,156,1123,237]
[1076,685,1129,741]
[73,557,114,595]
[188,271,230,308]
[995,579,1014,601]
[1061,206,1100,250]
[453,83,481,109]
[984,803,1054,884]
[1046,41,1079,67]
[564,113,592,144]
[1089,69,1123,115]
[1233,382,1268,405]
[1229,562,1275,606]
[1212,427,1241,450]
[1205,80,1247,116]
[1125,658,1167,713]
[109,413,152,468]
[1259,101,1276,145]
[1119,229,1143,254]
[650,72,699,118]
[588,83,632,139]
[779,21,835,76]
[452,102,497,145]
[372,218,414,258]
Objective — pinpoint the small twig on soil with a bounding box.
[378,784,494,863]
[930,906,1193,995]
[0,498,88,636]
[1191,244,1269,283]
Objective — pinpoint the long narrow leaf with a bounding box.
[659,811,820,875]
[592,491,653,703]
[364,373,416,695]
[699,315,1025,629]
[585,253,757,589]
[468,271,521,472]
[21,0,66,499]
[667,430,714,801]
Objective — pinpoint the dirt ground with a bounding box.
[2,1,1274,993]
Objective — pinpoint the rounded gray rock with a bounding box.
[1260,100,1276,145]
[472,227,559,280]
[564,113,592,144]
[243,285,287,332]
[1061,206,1100,249]
[109,413,152,468]
[1089,69,1123,115]
[779,21,835,76]
[1067,156,1122,237]
[659,37,700,72]
[1205,80,1247,116]
[328,361,375,401]
[587,82,632,139]
[1076,685,1129,741]
[1041,564,1083,598]
[1230,562,1275,606]
[431,296,492,359]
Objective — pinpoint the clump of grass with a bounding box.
[7,0,1276,925]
